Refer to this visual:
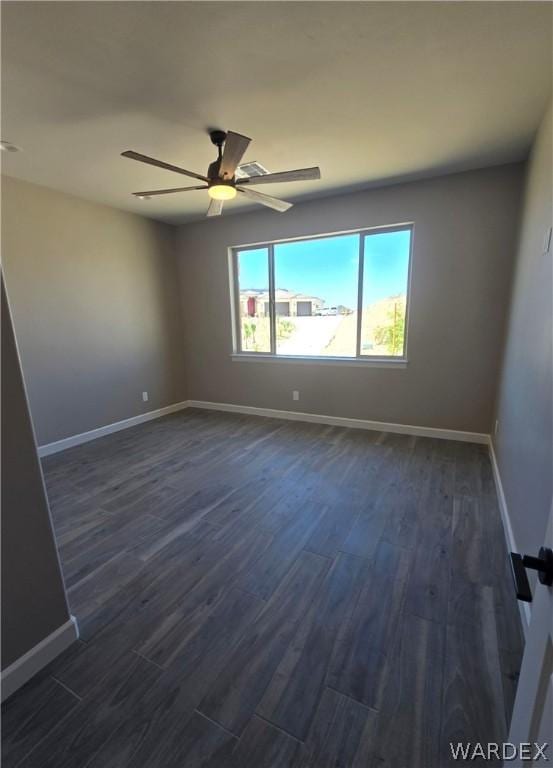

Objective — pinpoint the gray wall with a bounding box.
[493,104,552,560]
[1,176,187,446]
[177,164,523,433]
[1,279,70,670]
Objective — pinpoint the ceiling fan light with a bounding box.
[208,184,236,201]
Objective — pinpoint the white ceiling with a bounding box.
[1,1,551,224]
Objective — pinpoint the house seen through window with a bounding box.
[233,226,412,360]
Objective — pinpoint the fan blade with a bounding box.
[132,186,207,197]
[237,187,292,212]
[122,151,208,182]
[219,131,251,180]
[236,167,321,185]
[207,198,223,217]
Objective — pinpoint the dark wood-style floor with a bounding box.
[3,409,524,767]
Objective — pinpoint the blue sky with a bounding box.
[238,248,270,289]
[362,229,411,305]
[238,229,410,309]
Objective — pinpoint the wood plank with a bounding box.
[59,522,265,691]
[379,437,435,551]
[89,710,236,768]
[134,525,271,666]
[476,444,495,496]
[198,550,329,735]
[159,483,235,523]
[368,613,445,768]
[450,495,488,584]
[1,675,80,768]
[54,506,113,548]
[327,541,411,708]
[249,479,322,534]
[67,551,145,617]
[54,555,220,694]
[18,654,160,768]
[101,483,185,518]
[86,588,262,768]
[453,441,482,497]
[339,461,397,559]
[403,454,454,623]
[447,495,499,630]
[300,687,378,768]
[440,587,507,765]
[498,647,522,727]
[230,716,304,768]
[203,477,274,527]
[235,501,324,599]
[257,552,368,740]
[60,513,166,588]
[479,494,525,659]
[303,499,358,558]
[75,520,220,642]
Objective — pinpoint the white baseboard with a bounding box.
[488,438,531,633]
[37,398,489,458]
[38,400,189,457]
[1,616,79,702]
[187,400,489,444]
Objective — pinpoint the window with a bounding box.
[231,224,412,362]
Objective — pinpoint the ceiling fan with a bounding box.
[121,130,321,217]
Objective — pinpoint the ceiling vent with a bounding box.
[235,161,270,179]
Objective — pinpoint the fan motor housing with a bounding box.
[209,130,227,147]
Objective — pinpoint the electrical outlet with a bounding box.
[142,391,149,402]
[494,419,499,436]
[292,390,300,401]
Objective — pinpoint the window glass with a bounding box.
[273,234,359,357]
[236,248,271,353]
[360,229,411,357]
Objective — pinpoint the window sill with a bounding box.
[231,354,408,369]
